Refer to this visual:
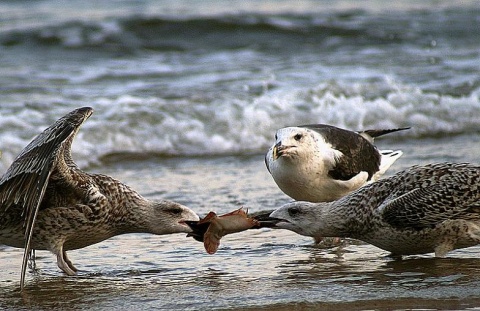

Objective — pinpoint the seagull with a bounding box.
[0,107,199,290]
[265,124,408,202]
[269,162,480,257]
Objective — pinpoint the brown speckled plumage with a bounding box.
[0,107,199,290]
[270,162,480,257]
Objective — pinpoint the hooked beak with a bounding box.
[248,209,281,228]
[272,142,289,160]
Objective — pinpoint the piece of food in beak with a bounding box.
[186,208,269,254]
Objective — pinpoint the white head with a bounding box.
[268,127,318,162]
[144,200,200,235]
[269,201,332,239]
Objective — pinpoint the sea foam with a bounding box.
[1,79,478,171]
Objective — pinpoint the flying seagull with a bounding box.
[265,124,408,202]
[0,107,199,290]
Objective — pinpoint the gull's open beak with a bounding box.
[272,142,288,160]
[248,209,281,228]
[185,220,210,242]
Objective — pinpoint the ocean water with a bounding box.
[1,0,480,310]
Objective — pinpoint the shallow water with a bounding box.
[2,137,480,310]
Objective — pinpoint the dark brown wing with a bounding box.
[299,124,409,181]
[300,124,381,180]
[0,106,93,290]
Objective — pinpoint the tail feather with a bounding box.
[359,127,410,143]
[372,150,403,181]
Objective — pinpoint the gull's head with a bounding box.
[269,201,323,237]
[270,127,317,161]
[148,200,200,235]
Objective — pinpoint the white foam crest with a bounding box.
[252,79,480,136]
[218,79,480,158]
[1,80,479,171]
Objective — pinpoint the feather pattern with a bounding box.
[0,107,93,289]
[379,163,480,229]
[270,162,480,257]
[0,107,199,290]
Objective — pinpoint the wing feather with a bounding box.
[0,106,93,290]
[381,166,480,229]
[300,124,380,180]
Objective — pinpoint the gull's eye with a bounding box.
[294,133,303,141]
[288,207,301,217]
[166,206,183,215]
[274,133,278,140]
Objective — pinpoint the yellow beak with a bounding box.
[273,145,279,160]
[272,142,286,160]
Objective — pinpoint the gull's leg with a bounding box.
[56,245,77,276]
[63,250,78,273]
[28,249,37,271]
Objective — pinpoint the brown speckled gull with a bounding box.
[270,162,480,257]
[0,107,199,290]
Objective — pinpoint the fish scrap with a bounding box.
[186,208,273,254]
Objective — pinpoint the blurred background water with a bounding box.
[1,0,480,310]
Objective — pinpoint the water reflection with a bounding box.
[271,241,480,304]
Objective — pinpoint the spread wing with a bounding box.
[381,180,480,230]
[0,106,93,290]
